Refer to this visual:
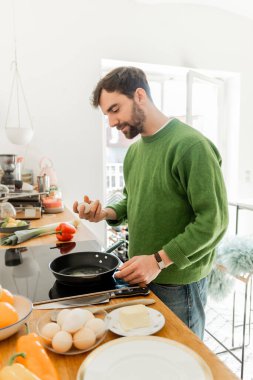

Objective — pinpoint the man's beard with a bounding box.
[117,102,146,139]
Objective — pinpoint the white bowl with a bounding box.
[5,128,34,145]
[0,295,33,341]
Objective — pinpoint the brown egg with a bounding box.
[41,322,61,344]
[73,327,96,350]
[52,331,73,353]
[85,318,106,338]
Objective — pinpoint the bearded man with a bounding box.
[73,66,228,339]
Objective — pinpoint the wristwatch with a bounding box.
[154,252,166,270]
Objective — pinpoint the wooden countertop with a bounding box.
[0,209,239,379]
[0,207,97,249]
[0,293,239,380]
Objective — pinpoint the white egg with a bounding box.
[62,309,87,333]
[77,201,92,213]
[80,309,95,323]
[41,322,60,341]
[72,308,95,324]
[73,327,96,350]
[56,309,71,327]
[85,318,106,338]
[52,331,73,353]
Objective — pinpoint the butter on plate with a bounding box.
[119,304,151,331]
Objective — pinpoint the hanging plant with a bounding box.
[5,0,34,146]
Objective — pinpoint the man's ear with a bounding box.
[134,88,147,104]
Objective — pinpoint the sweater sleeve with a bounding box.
[106,187,128,227]
[163,140,229,269]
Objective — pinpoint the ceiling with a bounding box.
[134,0,253,20]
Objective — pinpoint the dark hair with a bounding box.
[91,66,153,107]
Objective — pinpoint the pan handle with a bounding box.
[105,240,125,254]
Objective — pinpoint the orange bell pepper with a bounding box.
[15,333,59,380]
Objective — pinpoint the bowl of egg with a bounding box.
[36,308,108,355]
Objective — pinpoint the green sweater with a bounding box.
[107,119,229,284]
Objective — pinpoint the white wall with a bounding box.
[0,0,253,242]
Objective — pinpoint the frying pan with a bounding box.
[49,240,124,285]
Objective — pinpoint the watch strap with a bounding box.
[154,252,166,270]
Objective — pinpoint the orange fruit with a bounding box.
[0,302,19,328]
[0,287,14,305]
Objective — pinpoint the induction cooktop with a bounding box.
[0,240,148,304]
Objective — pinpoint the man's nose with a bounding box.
[108,115,118,128]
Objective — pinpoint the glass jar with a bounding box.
[42,189,64,214]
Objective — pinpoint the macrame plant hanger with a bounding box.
[5,0,34,145]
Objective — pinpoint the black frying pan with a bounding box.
[49,240,124,285]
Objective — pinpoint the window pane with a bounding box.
[163,79,186,118]
[149,81,162,109]
[191,79,219,145]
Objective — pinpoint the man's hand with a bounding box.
[114,255,161,286]
[73,195,106,223]
[73,195,117,223]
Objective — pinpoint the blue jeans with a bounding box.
[149,277,208,340]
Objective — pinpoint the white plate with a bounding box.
[76,336,213,380]
[108,307,165,336]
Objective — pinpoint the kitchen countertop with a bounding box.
[0,293,239,380]
[0,207,97,249]
[0,208,239,379]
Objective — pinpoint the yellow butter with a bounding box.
[119,304,151,331]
